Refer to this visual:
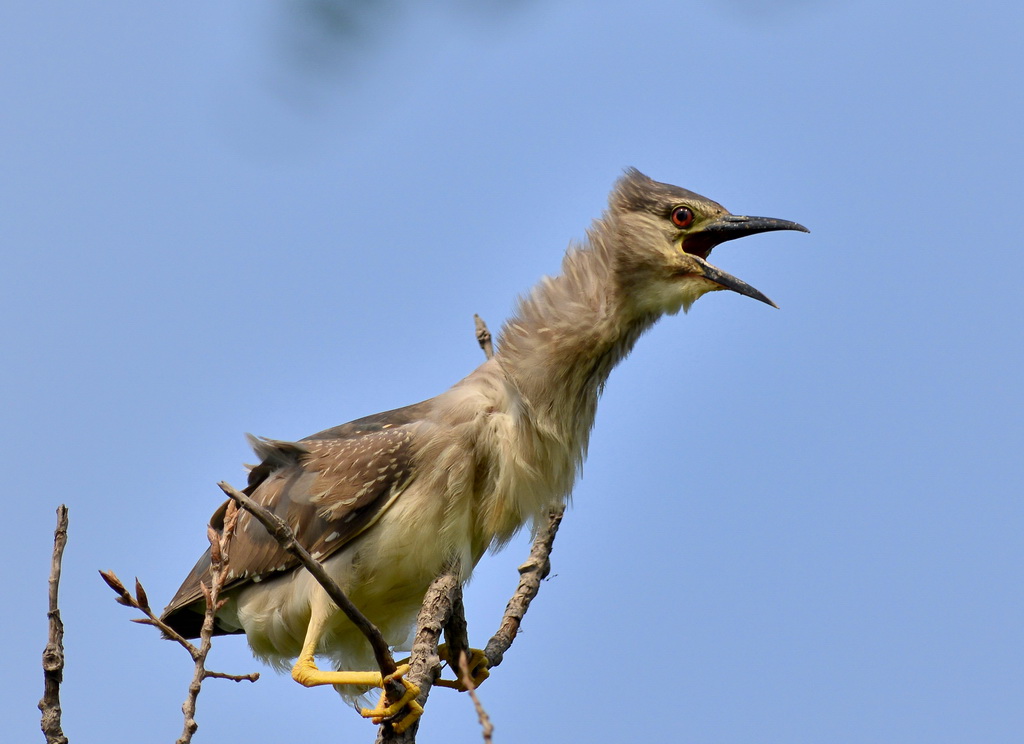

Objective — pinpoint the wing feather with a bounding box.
[160,421,418,637]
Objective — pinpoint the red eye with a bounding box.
[671,206,694,228]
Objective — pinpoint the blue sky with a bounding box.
[4,1,1022,742]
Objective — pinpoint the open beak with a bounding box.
[684,213,809,308]
[684,214,809,260]
[695,257,779,308]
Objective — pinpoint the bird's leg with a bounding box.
[432,644,490,690]
[290,608,423,731]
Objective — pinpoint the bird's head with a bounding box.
[606,168,808,315]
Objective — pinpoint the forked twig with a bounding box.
[99,500,258,744]
[175,501,257,743]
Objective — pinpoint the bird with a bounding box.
[161,168,807,728]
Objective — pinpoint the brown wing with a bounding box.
[160,421,417,638]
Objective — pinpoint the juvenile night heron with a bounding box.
[161,168,807,728]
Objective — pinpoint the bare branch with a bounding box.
[177,500,257,744]
[100,502,258,744]
[203,670,261,683]
[377,566,462,744]
[473,314,494,360]
[484,506,564,667]
[217,481,405,704]
[442,584,470,680]
[373,503,557,742]
[39,505,69,744]
[458,650,494,744]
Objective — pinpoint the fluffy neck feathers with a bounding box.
[494,217,660,445]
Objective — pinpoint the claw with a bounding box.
[359,664,424,733]
[434,646,490,690]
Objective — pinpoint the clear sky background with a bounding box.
[4,1,1022,742]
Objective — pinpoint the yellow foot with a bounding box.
[359,664,424,733]
[291,655,423,732]
[433,645,490,691]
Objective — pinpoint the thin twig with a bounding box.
[377,567,462,744]
[483,506,564,668]
[474,314,494,360]
[203,670,261,682]
[217,481,405,703]
[101,570,197,655]
[39,505,69,744]
[98,572,234,666]
[176,501,256,744]
[458,650,494,744]
[99,501,258,744]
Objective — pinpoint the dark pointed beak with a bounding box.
[696,257,778,308]
[684,214,809,260]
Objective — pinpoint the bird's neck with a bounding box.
[442,223,661,550]
[494,227,658,447]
